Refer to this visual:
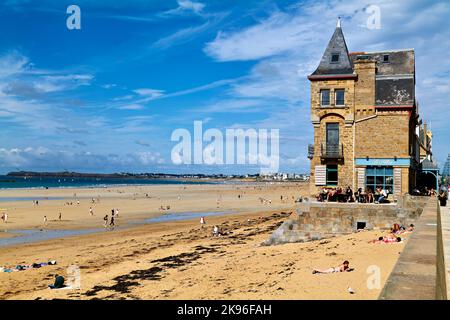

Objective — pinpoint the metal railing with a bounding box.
[307,144,314,159]
[320,143,343,159]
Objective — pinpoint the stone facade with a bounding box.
[308,21,421,197]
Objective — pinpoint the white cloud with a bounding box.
[163,0,205,17]
[133,88,165,98]
[117,103,145,110]
[0,147,165,171]
[0,51,29,78]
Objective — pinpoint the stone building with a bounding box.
[307,19,421,198]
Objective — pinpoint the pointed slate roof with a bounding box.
[309,19,354,78]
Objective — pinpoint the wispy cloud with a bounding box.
[163,0,206,17]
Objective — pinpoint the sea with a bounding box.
[0,175,214,189]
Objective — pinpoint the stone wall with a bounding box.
[354,111,411,158]
[263,195,428,246]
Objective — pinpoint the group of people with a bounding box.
[411,186,437,196]
[103,208,119,228]
[312,222,416,276]
[316,186,389,204]
[412,185,448,207]
[369,223,414,244]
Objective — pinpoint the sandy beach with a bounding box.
[0,182,409,300]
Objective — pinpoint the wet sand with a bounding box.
[0,182,409,300]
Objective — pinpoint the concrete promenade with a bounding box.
[439,203,450,299]
[379,198,447,299]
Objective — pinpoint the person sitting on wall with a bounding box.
[376,188,388,204]
[411,186,421,196]
[374,187,381,202]
[346,186,354,202]
[337,187,345,202]
[320,188,328,202]
[317,188,326,202]
[354,188,364,203]
[366,188,374,203]
[327,188,337,202]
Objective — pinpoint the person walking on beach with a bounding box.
[89,207,94,216]
[200,216,206,228]
[59,212,62,221]
[1,212,7,223]
[110,215,115,228]
[115,209,119,217]
[103,215,108,228]
[43,215,47,225]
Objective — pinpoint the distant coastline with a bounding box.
[6,171,256,180]
[0,171,309,190]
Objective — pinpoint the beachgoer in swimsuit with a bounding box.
[200,216,205,228]
[312,260,350,274]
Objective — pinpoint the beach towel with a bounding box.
[1,261,57,272]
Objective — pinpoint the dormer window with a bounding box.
[383,54,389,63]
[331,53,340,63]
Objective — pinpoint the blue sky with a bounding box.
[0,0,449,174]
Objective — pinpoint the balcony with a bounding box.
[321,143,343,159]
[307,144,314,160]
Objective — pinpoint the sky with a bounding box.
[0,0,449,174]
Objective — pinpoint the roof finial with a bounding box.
[337,17,341,28]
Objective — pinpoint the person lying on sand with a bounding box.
[369,235,402,244]
[312,260,351,274]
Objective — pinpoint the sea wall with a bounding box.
[378,198,444,300]
[263,195,428,246]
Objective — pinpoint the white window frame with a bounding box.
[335,89,345,106]
[320,89,330,107]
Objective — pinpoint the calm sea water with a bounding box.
[0,175,214,189]
[0,211,234,247]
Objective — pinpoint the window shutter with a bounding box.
[315,165,326,186]
[357,168,365,190]
[394,168,402,196]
